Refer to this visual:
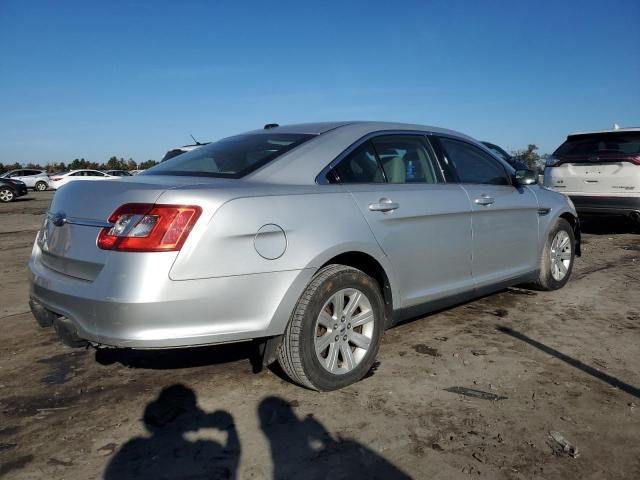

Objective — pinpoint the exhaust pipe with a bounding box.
[29,298,87,348]
[53,316,88,348]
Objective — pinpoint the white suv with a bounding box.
[544,128,640,224]
[0,169,50,191]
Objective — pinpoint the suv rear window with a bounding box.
[555,132,640,157]
[145,133,314,178]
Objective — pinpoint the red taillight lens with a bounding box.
[97,203,202,252]
[51,177,62,181]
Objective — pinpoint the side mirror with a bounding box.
[514,169,538,186]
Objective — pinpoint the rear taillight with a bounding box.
[51,177,62,181]
[97,203,202,252]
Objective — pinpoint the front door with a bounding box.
[435,137,540,287]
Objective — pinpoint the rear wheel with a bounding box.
[35,181,48,191]
[530,218,575,291]
[278,264,385,391]
[0,188,15,203]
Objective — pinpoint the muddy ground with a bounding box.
[1,191,639,479]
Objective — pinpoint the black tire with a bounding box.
[35,181,48,191]
[0,187,15,203]
[278,264,385,391]
[529,218,575,291]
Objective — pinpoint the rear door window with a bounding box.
[437,137,511,186]
[329,141,385,183]
[371,135,442,184]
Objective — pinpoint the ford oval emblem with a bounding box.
[51,212,67,227]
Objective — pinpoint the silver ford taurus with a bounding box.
[29,121,580,390]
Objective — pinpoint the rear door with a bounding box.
[21,170,41,188]
[326,134,474,308]
[545,132,640,195]
[434,136,539,288]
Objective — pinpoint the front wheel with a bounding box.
[0,188,15,203]
[278,265,385,391]
[530,218,575,291]
[35,181,48,191]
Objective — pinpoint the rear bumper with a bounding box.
[28,242,314,348]
[569,195,640,217]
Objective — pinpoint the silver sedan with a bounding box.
[28,121,580,390]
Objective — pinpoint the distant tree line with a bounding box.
[0,156,159,174]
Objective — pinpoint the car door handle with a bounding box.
[474,195,495,206]
[368,198,399,212]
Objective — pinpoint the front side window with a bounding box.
[146,133,314,178]
[371,135,441,184]
[438,137,510,186]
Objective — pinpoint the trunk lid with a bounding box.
[37,176,231,280]
[553,154,639,194]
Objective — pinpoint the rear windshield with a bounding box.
[555,132,640,157]
[145,133,314,178]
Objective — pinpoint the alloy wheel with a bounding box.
[550,230,572,281]
[0,188,14,202]
[314,288,375,375]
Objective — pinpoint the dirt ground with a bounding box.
[1,191,639,480]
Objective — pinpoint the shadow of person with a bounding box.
[104,384,240,480]
[259,396,411,480]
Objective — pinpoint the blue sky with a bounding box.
[1,0,638,165]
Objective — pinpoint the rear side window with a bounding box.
[371,135,441,184]
[146,133,314,178]
[329,141,385,183]
[555,132,640,157]
[438,137,511,186]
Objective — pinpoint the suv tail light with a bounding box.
[97,203,202,252]
[50,176,63,181]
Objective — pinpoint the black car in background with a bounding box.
[0,177,28,203]
[481,141,530,171]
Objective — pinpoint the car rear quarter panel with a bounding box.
[167,188,392,282]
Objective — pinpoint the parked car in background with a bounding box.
[29,121,580,390]
[48,169,116,190]
[0,177,28,202]
[0,169,50,191]
[544,127,640,224]
[104,170,133,177]
[480,141,530,171]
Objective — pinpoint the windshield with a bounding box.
[555,132,640,157]
[145,133,314,178]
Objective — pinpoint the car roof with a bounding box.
[244,120,471,138]
[248,121,481,184]
[568,127,640,137]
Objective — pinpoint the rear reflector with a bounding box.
[97,203,202,252]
